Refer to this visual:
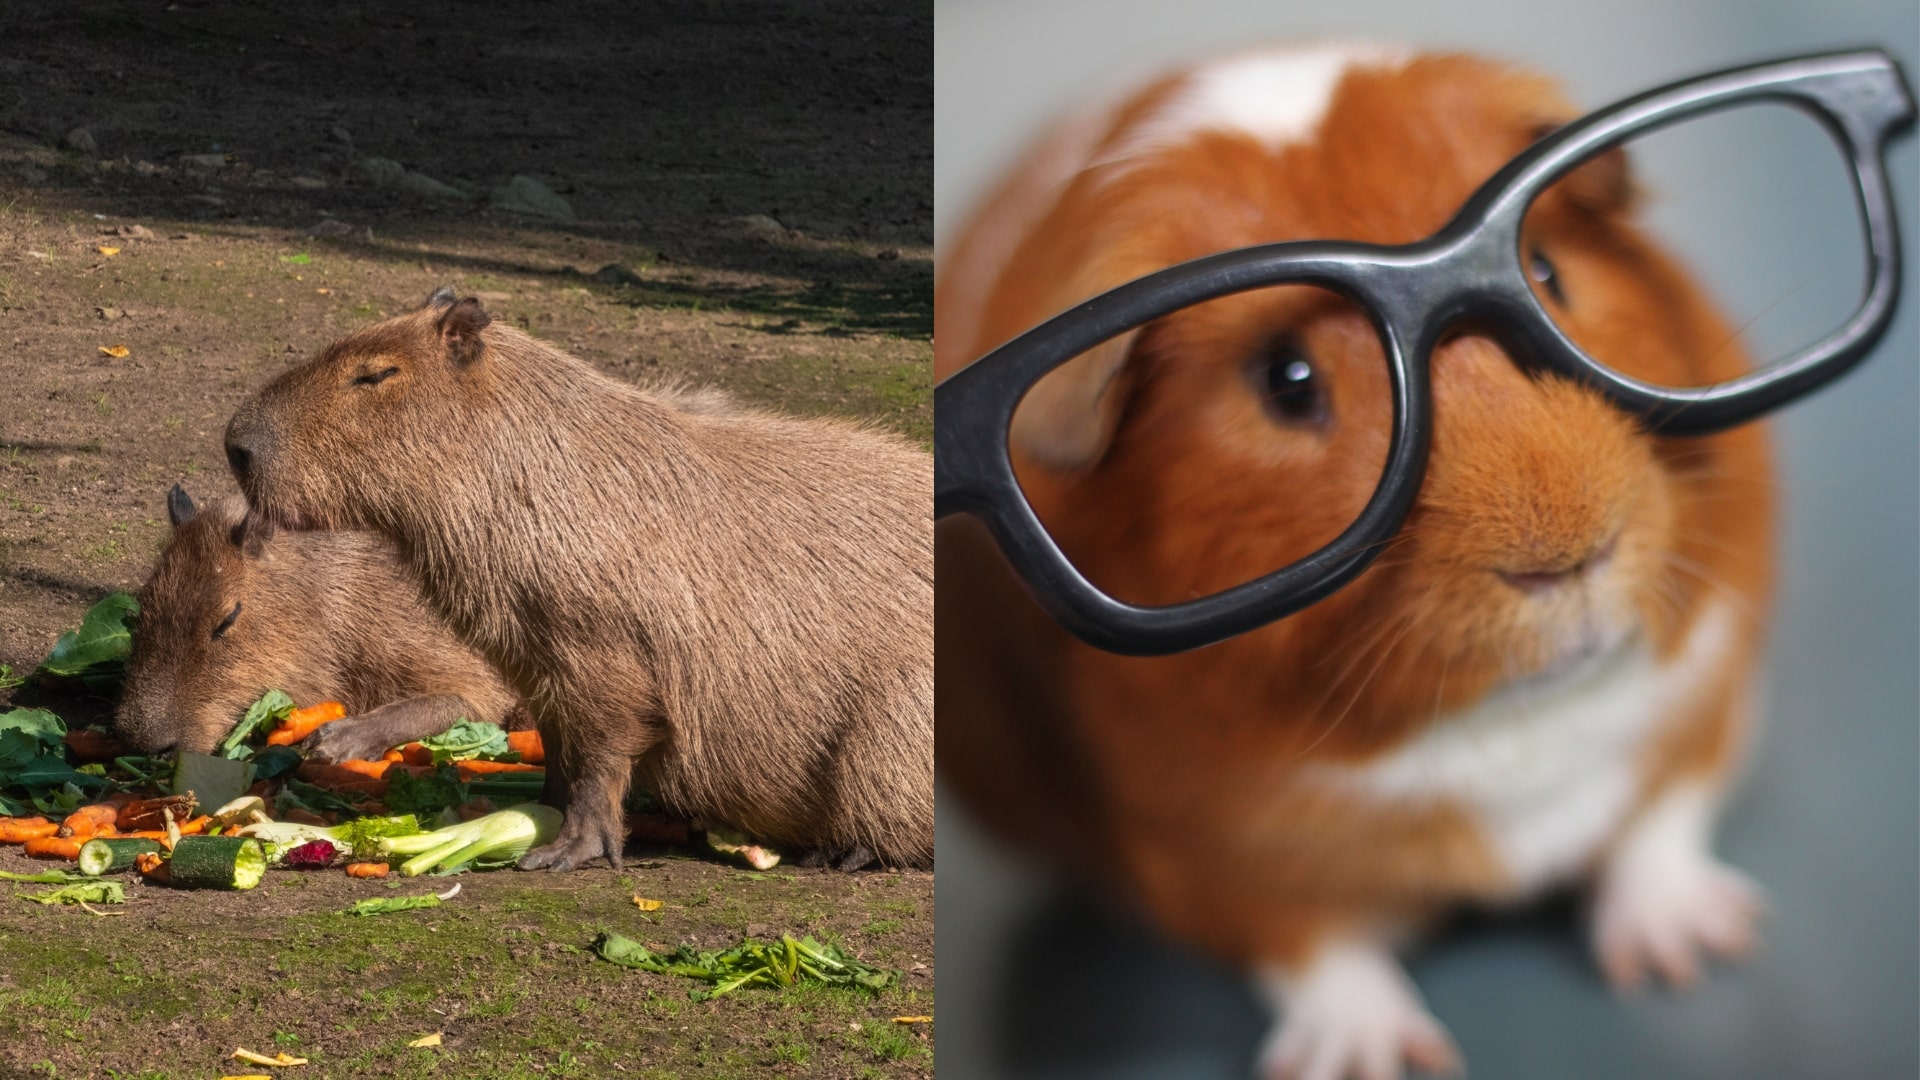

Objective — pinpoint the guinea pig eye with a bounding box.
[211,601,242,640]
[1254,335,1328,427]
[1529,250,1566,306]
[353,366,400,387]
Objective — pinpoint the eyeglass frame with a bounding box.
[932,48,1916,657]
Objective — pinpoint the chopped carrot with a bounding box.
[134,850,170,883]
[0,817,60,844]
[454,760,544,778]
[117,795,196,832]
[60,803,122,838]
[62,727,126,762]
[344,862,390,878]
[122,830,171,842]
[381,748,405,763]
[505,730,545,764]
[295,760,385,787]
[266,700,348,746]
[398,743,433,767]
[177,816,211,836]
[24,836,83,860]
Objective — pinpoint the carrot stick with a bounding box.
[0,817,60,844]
[63,728,126,762]
[505,730,545,764]
[454,760,545,778]
[295,760,387,786]
[24,836,84,860]
[381,749,405,763]
[266,701,348,746]
[122,830,171,841]
[61,803,122,838]
[177,816,211,836]
[344,862,390,878]
[398,743,433,767]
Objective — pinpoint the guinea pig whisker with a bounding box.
[1298,583,1437,760]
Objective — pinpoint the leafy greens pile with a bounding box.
[591,932,898,1000]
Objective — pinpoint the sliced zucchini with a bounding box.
[165,835,267,890]
[77,837,165,877]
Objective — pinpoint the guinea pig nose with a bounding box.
[1498,532,1618,594]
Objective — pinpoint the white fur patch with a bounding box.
[1090,43,1411,178]
[1254,938,1460,1080]
[1319,598,1740,894]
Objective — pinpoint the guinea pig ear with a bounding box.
[436,296,491,366]
[166,484,197,528]
[1531,121,1636,214]
[1009,331,1140,470]
[422,285,458,310]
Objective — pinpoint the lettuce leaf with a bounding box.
[37,592,138,682]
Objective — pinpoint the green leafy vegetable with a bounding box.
[418,720,511,764]
[384,766,467,816]
[0,710,101,816]
[591,932,898,999]
[344,894,442,917]
[220,689,294,759]
[0,869,85,884]
[21,881,125,906]
[242,813,428,860]
[37,592,139,682]
[274,778,377,819]
[0,664,23,690]
[376,804,561,875]
[248,744,303,780]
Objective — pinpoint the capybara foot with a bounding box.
[302,718,407,765]
[835,845,877,872]
[519,811,625,871]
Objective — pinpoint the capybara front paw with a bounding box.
[518,814,624,872]
[301,720,397,765]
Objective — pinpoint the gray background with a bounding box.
[935,1,1919,1077]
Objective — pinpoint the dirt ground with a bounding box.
[0,2,932,1076]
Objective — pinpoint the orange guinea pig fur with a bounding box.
[936,45,1773,1080]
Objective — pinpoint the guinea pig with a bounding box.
[936,45,1773,1080]
[116,484,525,763]
[222,289,934,873]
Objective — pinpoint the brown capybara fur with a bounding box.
[223,288,934,871]
[115,485,523,763]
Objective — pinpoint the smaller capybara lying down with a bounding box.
[224,288,934,872]
[114,485,524,763]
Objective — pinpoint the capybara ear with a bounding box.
[166,483,197,528]
[423,285,458,310]
[230,513,275,559]
[436,296,492,367]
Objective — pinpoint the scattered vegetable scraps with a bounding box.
[21,880,124,907]
[590,932,898,1000]
[220,689,294,760]
[407,1033,444,1048]
[36,591,138,682]
[345,895,441,917]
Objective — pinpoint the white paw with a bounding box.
[1255,942,1463,1080]
[1590,783,1765,991]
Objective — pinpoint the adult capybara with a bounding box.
[223,288,933,871]
[115,484,522,762]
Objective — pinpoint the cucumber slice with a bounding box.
[166,835,267,890]
[77,837,164,877]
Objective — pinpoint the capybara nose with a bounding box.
[225,438,253,482]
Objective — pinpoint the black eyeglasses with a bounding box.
[934,49,1915,657]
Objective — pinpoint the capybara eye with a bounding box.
[211,601,242,640]
[1256,335,1327,426]
[1529,250,1566,305]
[353,366,401,387]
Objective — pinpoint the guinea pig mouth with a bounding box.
[1510,621,1636,693]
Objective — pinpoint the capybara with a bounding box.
[937,47,1775,1077]
[223,288,933,871]
[115,484,523,762]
